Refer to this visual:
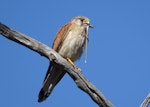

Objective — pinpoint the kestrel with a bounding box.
[38,16,93,102]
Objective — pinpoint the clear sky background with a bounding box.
[0,0,150,107]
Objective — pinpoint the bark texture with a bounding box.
[0,22,114,107]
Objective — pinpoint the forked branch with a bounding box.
[0,22,114,107]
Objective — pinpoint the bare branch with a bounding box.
[140,93,150,107]
[0,22,114,107]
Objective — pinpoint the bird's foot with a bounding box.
[66,58,81,72]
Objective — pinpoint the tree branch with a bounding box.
[0,22,114,107]
[140,93,150,107]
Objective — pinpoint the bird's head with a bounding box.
[71,16,93,28]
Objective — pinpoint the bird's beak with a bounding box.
[89,24,94,28]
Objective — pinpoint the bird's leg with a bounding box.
[67,58,75,67]
[66,58,81,72]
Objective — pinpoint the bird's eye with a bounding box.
[80,18,84,22]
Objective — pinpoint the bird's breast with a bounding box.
[58,30,86,62]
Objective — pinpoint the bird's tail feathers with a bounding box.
[38,64,66,102]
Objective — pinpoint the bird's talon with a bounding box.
[75,66,82,72]
[72,65,82,72]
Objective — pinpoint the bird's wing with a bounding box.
[52,22,72,51]
[38,22,72,102]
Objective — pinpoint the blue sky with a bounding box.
[0,0,150,107]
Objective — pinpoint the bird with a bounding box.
[38,16,93,102]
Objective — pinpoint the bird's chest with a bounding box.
[58,29,86,61]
